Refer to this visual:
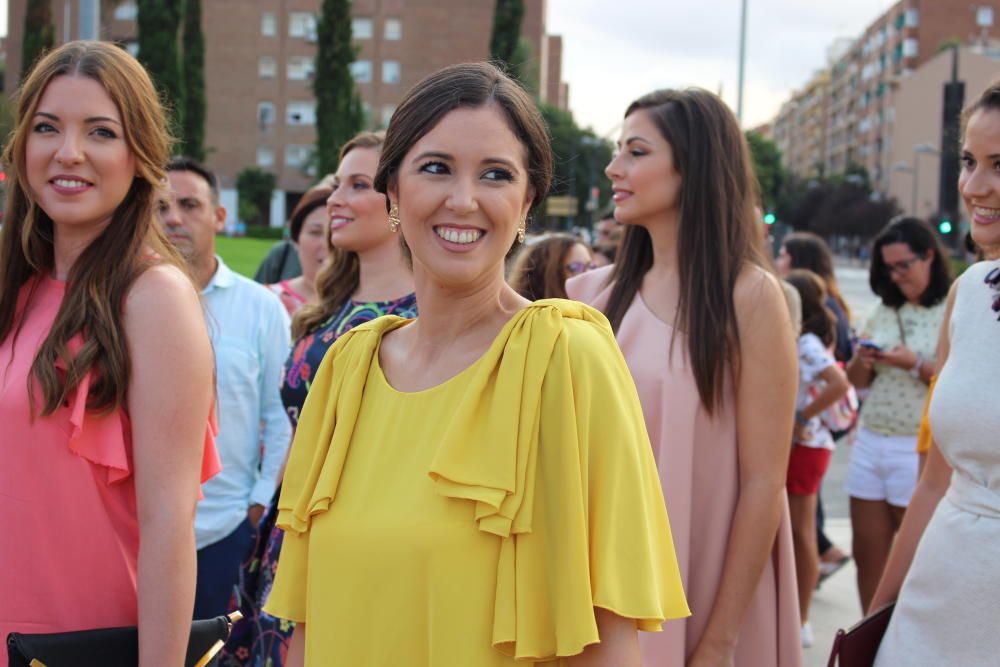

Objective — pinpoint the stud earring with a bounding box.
[388,204,401,233]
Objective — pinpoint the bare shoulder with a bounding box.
[565,264,614,304]
[733,263,785,313]
[124,264,203,334]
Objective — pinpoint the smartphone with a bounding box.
[858,340,883,352]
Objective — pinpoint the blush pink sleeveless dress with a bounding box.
[568,266,802,667]
[0,276,220,663]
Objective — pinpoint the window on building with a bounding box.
[289,12,317,40]
[287,101,317,126]
[350,60,372,83]
[905,8,919,27]
[285,145,312,168]
[79,0,99,40]
[257,146,275,168]
[352,17,373,39]
[384,17,403,40]
[261,12,277,37]
[114,1,138,21]
[125,41,139,57]
[259,56,277,79]
[287,56,315,81]
[381,105,396,127]
[902,38,918,58]
[362,102,373,126]
[382,60,401,84]
[258,102,276,131]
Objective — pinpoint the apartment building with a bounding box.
[772,0,1000,198]
[5,0,569,224]
[772,70,830,180]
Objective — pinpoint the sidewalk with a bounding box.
[805,518,861,667]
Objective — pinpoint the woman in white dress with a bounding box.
[871,81,1000,665]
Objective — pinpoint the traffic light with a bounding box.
[938,219,953,235]
[763,212,776,225]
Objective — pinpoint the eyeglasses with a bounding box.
[883,255,925,276]
[565,261,591,276]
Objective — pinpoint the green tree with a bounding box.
[137,0,185,137]
[745,130,784,212]
[21,0,55,81]
[236,167,276,226]
[540,104,613,228]
[314,0,364,176]
[181,0,206,160]
[490,0,525,84]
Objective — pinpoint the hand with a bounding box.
[248,504,266,528]
[792,421,805,443]
[686,640,735,667]
[855,345,879,370]
[876,345,918,370]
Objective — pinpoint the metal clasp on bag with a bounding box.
[191,611,244,667]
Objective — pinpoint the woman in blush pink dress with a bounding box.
[568,89,802,667]
[0,42,218,665]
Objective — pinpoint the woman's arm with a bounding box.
[567,609,641,667]
[847,345,878,389]
[688,269,798,667]
[286,625,306,667]
[126,266,215,667]
[868,284,957,612]
[802,364,850,420]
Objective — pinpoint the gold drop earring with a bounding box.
[388,203,401,233]
[517,216,527,244]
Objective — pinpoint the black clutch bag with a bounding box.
[826,602,895,667]
[7,612,241,667]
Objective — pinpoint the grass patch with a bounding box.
[216,236,280,279]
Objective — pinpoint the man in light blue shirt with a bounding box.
[159,158,292,619]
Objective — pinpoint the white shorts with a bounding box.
[844,427,919,507]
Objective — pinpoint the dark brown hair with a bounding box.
[962,79,1000,132]
[288,186,333,243]
[0,40,185,417]
[292,131,385,340]
[603,89,766,412]
[781,232,851,321]
[508,234,583,300]
[785,269,836,348]
[373,62,552,215]
[868,216,952,309]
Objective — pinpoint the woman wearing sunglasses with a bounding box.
[845,216,952,613]
[508,233,593,300]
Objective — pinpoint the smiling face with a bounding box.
[959,108,1000,252]
[390,105,534,287]
[25,75,136,236]
[327,146,394,254]
[605,109,681,228]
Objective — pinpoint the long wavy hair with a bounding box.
[782,231,851,321]
[291,131,385,340]
[508,234,581,300]
[0,41,184,416]
[603,89,766,412]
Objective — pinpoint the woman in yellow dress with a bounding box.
[264,62,689,666]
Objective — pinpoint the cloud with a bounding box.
[548,0,898,133]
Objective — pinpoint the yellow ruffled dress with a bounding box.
[264,299,689,665]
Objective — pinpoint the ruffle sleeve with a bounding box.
[268,301,689,658]
[58,341,221,492]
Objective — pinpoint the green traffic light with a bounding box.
[939,220,953,234]
[764,213,776,225]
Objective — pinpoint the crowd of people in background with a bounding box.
[2,38,1000,667]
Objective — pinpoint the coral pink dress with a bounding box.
[0,276,220,663]
[568,266,802,667]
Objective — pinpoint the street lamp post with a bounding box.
[737,0,748,122]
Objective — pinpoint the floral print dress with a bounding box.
[222,294,418,667]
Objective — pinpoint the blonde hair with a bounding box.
[0,40,186,416]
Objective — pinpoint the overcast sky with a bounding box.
[547,0,898,136]
[1,0,897,134]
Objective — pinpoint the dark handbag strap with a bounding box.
[827,629,846,667]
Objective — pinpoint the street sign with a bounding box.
[546,195,578,217]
